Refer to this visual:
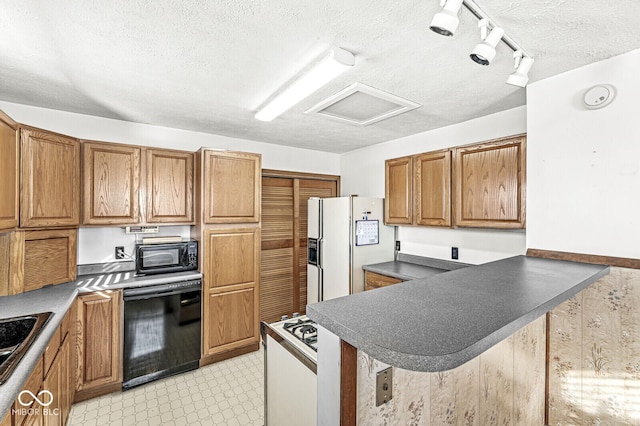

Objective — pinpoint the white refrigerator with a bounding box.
[307,196,395,304]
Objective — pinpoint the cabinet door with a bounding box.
[364,271,403,291]
[203,227,260,355]
[82,142,140,225]
[9,228,78,294]
[1,410,9,426]
[59,329,72,424]
[208,287,256,351]
[14,357,43,426]
[76,290,122,399]
[43,350,61,426]
[414,150,452,227]
[454,136,526,228]
[145,149,194,223]
[202,151,261,223]
[385,157,413,225]
[0,112,18,231]
[20,129,80,228]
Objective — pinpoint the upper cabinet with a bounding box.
[454,136,526,228]
[83,142,195,225]
[82,142,141,225]
[384,134,526,229]
[200,150,261,224]
[0,111,18,231]
[20,128,80,228]
[145,148,194,224]
[414,150,452,227]
[384,156,413,225]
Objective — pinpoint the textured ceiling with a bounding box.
[1,1,639,153]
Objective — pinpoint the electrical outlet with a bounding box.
[451,247,459,260]
[115,246,125,260]
[376,367,393,406]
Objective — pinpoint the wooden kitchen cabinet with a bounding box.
[75,290,123,402]
[384,156,413,225]
[145,148,194,223]
[1,410,10,426]
[43,350,62,426]
[454,135,526,228]
[200,150,261,223]
[13,356,43,426]
[0,111,19,232]
[20,128,80,228]
[364,271,403,291]
[82,142,140,225]
[202,226,260,360]
[414,150,452,227]
[9,228,77,294]
[385,134,526,229]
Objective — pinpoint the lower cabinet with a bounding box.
[364,271,403,291]
[202,226,260,362]
[13,358,43,426]
[11,303,73,426]
[75,290,122,402]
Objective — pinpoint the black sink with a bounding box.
[0,312,53,384]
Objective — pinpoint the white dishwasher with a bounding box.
[261,316,318,426]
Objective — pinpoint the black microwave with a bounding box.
[135,240,198,275]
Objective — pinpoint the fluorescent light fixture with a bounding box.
[506,56,534,87]
[470,25,504,66]
[429,0,464,37]
[255,47,355,122]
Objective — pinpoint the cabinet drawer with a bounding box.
[364,271,403,291]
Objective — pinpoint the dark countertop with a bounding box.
[307,255,609,372]
[0,269,202,417]
[363,254,471,281]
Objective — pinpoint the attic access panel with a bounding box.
[305,83,421,126]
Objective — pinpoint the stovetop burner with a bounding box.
[282,318,318,352]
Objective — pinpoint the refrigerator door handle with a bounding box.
[317,238,324,301]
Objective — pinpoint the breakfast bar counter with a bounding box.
[307,255,609,372]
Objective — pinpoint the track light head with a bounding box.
[470,26,504,65]
[429,0,464,37]
[506,56,534,87]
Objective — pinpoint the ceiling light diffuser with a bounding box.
[429,0,464,37]
[255,47,355,122]
[470,26,504,66]
[506,56,534,87]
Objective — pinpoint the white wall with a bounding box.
[527,49,640,259]
[340,107,527,265]
[0,101,340,175]
[0,101,341,265]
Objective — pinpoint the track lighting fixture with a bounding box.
[429,0,464,37]
[428,0,534,86]
[506,51,534,87]
[470,22,504,66]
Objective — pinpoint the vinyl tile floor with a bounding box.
[68,348,264,426]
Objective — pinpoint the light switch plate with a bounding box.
[375,367,393,406]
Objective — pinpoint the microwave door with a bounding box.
[142,250,179,269]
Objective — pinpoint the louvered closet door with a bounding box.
[260,176,337,323]
[261,178,295,323]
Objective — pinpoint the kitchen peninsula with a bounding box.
[307,255,609,425]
